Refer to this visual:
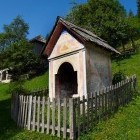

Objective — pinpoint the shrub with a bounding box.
[8,78,28,94]
[112,71,126,85]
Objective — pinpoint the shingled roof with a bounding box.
[43,17,120,56]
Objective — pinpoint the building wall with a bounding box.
[32,42,44,56]
[49,30,84,59]
[86,43,112,93]
[48,30,87,99]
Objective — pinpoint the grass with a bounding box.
[80,96,140,140]
[112,52,140,89]
[0,72,60,140]
[0,71,56,139]
[0,45,140,139]
[79,44,140,139]
[24,71,49,90]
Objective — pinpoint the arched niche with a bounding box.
[55,62,77,98]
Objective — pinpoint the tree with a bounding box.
[137,0,140,19]
[126,16,140,50]
[66,0,131,49]
[0,16,39,79]
[128,9,134,17]
[2,40,39,78]
[0,16,29,50]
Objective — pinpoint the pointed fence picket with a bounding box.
[11,75,137,140]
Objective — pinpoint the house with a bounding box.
[0,68,11,83]
[30,35,46,56]
[42,17,120,99]
[30,35,48,69]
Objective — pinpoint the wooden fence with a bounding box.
[11,75,137,140]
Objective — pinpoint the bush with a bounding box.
[8,79,28,94]
[112,71,126,85]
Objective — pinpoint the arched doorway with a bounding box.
[55,62,77,98]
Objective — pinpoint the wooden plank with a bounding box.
[27,95,33,130]
[37,96,40,132]
[21,95,26,127]
[46,98,50,134]
[77,97,80,137]
[108,87,111,114]
[91,93,94,122]
[107,87,110,115]
[114,84,117,109]
[32,96,36,131]
[110,86,113,113]
[104,88,107,117]
[20,95,24,127]
[98,91,101,122]
[112,85,114,110]
[102,89,105,117]
[15,93,19,121]
[57,98,61,137]
[24,96,28,128]
[82,96,85,131]
[87,94,90,130]
[69,98,75,140]
[95,92,98,122]
[63,98,67,139]
[52,98,56,136]
[41,96,45,133]
[17,95,22,127]
[118,82,121,106]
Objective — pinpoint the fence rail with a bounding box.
[11,75,137,140]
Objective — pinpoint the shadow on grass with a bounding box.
[0,98,24,139]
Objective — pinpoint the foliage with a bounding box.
[137,0,140,19]
[112,71,125,85]
[112,51,140,89]
[0,16,40,79]
[66,0,140,50]
[8,79,28,95]
[0,16,29,50]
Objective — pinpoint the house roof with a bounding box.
[42,17,120,56]
[30,35,46,44]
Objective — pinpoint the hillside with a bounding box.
[112,52,140,89]
[80,96,140,140]
[0,44,140,139]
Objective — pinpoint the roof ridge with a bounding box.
[59,17,107,43]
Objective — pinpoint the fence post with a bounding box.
[77,97,80,137]
[63,98,67,139]
[32,96,36,131]
[24,96,28,128]
[57,98,61,137]
[41,96,45,133]
[69,98,75,140]
[37,96,40,132]
[46,97,50,134]
[52,98,56,136]
[27,95,33,130]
